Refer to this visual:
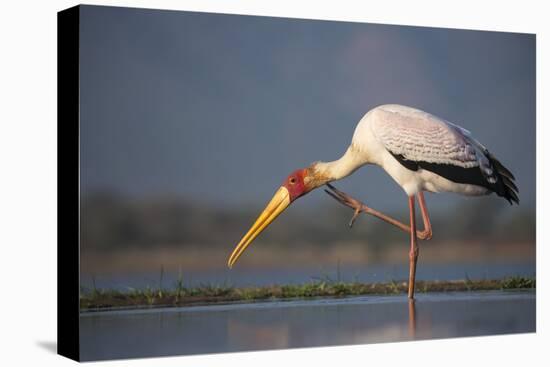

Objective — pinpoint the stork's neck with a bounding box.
[308,145,366,186]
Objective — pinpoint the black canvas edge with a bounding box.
[57,5,80,362]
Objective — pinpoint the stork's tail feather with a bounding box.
[487,152,519,205]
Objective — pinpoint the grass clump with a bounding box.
[500,276,535,289]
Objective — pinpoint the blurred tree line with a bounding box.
[81,192,535,252]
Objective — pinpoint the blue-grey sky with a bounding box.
[80,5,535,211]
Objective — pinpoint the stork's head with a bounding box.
[283,168,310,201]
[227,165,329,268]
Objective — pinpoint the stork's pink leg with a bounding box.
[325,184,432,299]
[417,192,432,240]
[324,184,433,240]
[408,196,419,299]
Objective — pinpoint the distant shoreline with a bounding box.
[80,276,535,312]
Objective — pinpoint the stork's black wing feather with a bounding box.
[390,152,519,205]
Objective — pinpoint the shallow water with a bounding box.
[80,290,535,361]
[82,261,535,290]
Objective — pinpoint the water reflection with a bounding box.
[228,318,290,350]
[408,299,416,338]
[80,291,535,361]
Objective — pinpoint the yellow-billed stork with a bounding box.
[227,104,519,299]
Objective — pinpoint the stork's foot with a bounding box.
[324,183,368,228]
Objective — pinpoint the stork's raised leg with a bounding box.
[408,195,418,299]
[324,184,433,299]
[324,184,432,240]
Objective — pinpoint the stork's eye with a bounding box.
[289,177,296,184]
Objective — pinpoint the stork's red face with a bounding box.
[282,168,310,202]
[227,168,311,268]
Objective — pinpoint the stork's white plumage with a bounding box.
[228,104,518,299]
[313,104,518,204]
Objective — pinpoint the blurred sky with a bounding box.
[79,5,535,211]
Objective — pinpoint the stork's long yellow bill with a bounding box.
[227,186,291,268]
